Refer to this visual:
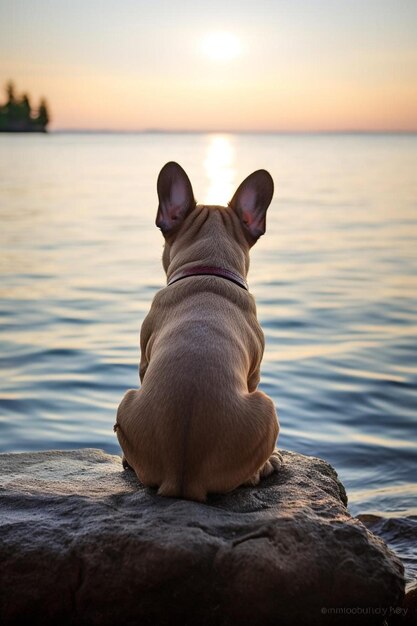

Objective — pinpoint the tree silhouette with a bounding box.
[6,81,15,104]
[37,98,49,127]
[20,94,31,120]
[0,81,50,132]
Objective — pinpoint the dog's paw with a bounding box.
[259,449,283,479]
[268,448,283,471]
[244,449,283,487]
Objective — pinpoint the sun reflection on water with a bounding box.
[203,135,236,205]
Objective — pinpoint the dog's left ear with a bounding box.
[156,162,196,236]
[229,170,274,243]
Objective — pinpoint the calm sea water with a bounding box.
[1,132,416,586]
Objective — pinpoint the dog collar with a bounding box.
[167,265,248,291]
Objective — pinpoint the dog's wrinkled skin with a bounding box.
[115,162,281,501]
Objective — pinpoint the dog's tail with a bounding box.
[156,390,207,501]
[157,479,206,502]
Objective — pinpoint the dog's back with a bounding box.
[116,164,280,500]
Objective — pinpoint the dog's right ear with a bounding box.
[156,162,196,236]
[229,169,274,243]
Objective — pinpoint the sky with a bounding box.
[1,0,416,131]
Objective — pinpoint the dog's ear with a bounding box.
[156,162,196,236]
[229,170,274,242]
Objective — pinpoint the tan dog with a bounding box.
[115,162,281,501]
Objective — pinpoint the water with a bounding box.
[1,132,416,587]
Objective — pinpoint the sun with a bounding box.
[201,31,242,62]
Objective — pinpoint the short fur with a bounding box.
[115,162,281,501]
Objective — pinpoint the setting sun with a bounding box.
[201,31,242,62]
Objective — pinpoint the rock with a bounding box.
[356,514,417,625]
[0,448,404,626]
[401,584,417,624]
[387,583,417,625]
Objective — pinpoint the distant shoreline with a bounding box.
[14,128,417,136]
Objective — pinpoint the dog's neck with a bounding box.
[167,265,248,290]
[163,206,250,284]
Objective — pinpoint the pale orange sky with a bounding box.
[1,0,416,131]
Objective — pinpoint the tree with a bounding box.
[6,80,15,104]
[0,82,51,132]
[37,98,49,127]
[20,93,31,120]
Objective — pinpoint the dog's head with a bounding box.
[156,161,274,275]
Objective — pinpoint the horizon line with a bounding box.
[49,128,417,135]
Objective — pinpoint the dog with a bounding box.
[114,161,281,501]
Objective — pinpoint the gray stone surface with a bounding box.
[0,448,404,625]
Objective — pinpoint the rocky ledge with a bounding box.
[0,449,404,625]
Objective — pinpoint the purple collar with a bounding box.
[167,265,248,291]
